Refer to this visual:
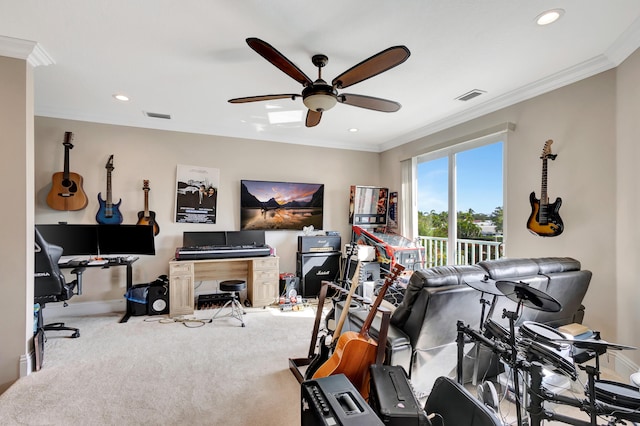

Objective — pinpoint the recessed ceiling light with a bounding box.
[113,94,130,102]
[536,9,565,26]
[349,128,359,133]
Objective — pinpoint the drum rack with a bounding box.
[456,279,640,426]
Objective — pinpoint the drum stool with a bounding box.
[212,279,246,327]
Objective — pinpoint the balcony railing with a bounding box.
[415,236,503,268]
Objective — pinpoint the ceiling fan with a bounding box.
[228,38,411,127]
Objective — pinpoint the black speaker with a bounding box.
[296,252,340,297]
[147,283,169,315]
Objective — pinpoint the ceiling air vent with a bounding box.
[455,89,486,102]
[144,111,172,119]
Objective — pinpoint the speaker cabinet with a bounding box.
[296,252,340,297]
[147,283,169,315]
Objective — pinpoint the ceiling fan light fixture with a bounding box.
[303,93,337,112]
[302,82,338,112]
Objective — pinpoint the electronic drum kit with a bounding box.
[456,278,640,426]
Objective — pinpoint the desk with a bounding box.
[169,256,279,317]
[60,257,138,323]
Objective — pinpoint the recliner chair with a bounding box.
[34,227,85,338]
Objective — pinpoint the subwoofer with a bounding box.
[296,252,340,297]
[147,283,169,315]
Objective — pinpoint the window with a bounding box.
[413,134,505,266]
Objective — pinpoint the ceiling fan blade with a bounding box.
[228,94,300,103]
[338,93,401,112]
[332,46,410,89]
[246,38,313,87]
[306,110,322,127]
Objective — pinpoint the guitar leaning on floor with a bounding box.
[136,180,160,235]
[305,262,362,380]
[527,139,563,237]
[312,263,405,398]
[96,155,123,225]
[46,131,88,211]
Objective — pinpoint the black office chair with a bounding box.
[34,228,85,338]
[425,376,503,426]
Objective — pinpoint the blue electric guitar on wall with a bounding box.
[96,155,123,225]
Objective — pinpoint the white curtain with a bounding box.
[400,157,417,239]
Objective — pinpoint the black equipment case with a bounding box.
[369,365,431,426]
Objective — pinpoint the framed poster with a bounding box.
[175,164,220,224]
[348,185,389,227]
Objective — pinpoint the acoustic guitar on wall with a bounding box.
[136,180,160,235]
[527,139,563,237]
[96,155,123,225]
[312,263,405,398]
[46,132,88,211]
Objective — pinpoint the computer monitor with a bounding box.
[35,224,99,256]
[97,225,156,255]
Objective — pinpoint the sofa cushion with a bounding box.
[534,257,581,274]
[478,258,539,280]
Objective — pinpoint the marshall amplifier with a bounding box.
[298,236,341,253]
[297,252,340,297]
[301,374,384,426]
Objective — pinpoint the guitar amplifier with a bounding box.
[301,374,384,426]
[298,236,341,253]
[369,365,431,426]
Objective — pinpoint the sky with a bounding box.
[417,141,503,215]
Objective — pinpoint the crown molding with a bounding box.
[381,18,640,153]
[0,35,54,67]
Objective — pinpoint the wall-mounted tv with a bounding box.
[240,180,324,231]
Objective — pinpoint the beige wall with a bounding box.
[0,56,34,393]
[381,68,622,355]
[615,48,640,360]
[34,118,380,302]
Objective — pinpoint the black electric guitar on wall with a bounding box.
[136,180,160,235]
[527,140,563,237]
[96,155,123,225]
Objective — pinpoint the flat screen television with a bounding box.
[97,225,156,255]
[36,224,99,256]
[240,180,324,231]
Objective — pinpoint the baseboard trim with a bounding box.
[44,299,125,318]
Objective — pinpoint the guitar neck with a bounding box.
[63,145,71,180]
[143,189,150,216]
[332,262,362,341]
[359,264,405,340]
[106,171,113,206]
[540,158,548,206]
